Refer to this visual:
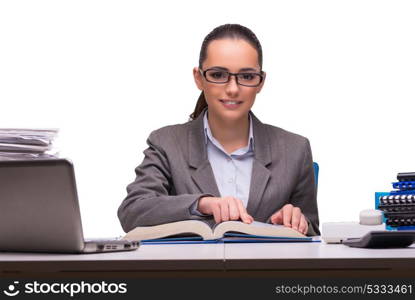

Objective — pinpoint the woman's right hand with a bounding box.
[197,196,254,224]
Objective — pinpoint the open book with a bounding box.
[124,220,312,244]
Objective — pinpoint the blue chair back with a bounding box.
[313,162,319,188]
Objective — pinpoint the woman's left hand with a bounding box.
[270,204,308,235]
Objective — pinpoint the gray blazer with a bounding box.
[118,110,320,236]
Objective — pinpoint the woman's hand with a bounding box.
[198,196,254,224]
[270,204,308,235]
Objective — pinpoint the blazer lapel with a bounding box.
[191,160,221,197]
[188,110,221,197]
[246,112,272,216]
[186,109,275,208]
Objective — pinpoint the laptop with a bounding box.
[0,158,139,253]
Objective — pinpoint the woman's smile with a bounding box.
[219,99,243,109]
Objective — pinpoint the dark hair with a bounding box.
[189,24,263,120]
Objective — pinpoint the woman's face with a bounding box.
[193,38,266,122]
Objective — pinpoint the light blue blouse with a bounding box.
[190,111,255,215]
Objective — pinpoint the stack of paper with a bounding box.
[0,128,59,160]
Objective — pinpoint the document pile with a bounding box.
[0,128,59,160]
[377,172,415,229]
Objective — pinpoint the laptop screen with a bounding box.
[0,159,85,252]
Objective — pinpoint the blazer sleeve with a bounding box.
[289,138,320,236]
[117,131,212,232]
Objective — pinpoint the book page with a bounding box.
[212,221,306,239]
[124,220,214,241]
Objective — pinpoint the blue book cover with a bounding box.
[141,232,316,245]
[127,220,315,245]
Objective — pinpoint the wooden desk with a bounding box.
[224,242,415,277]
[0,243,225,278]
[1,242,415,278]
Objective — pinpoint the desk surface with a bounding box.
[224,242,415,270]
[0,243,225,272]
[1,242,415,277]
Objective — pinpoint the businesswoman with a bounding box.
[118,24,320,236]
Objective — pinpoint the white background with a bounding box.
[1,0,414,238]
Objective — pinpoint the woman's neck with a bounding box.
[207,112,250,154]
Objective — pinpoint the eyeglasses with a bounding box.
[200,68,264,87]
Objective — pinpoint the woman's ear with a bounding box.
[193,67,204,91]
[256,71,266,94]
